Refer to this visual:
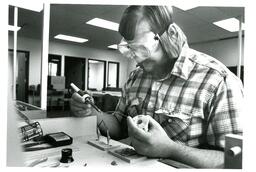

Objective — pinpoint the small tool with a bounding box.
[41,162,60,167]
[106,129,110,145]
[27,157,48,167]
[23,145,53,152]
[96,127,101,141]
[22,140,46,148]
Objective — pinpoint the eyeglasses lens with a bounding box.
[118,44,150,58]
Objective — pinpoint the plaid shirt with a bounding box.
[115,44,243,149]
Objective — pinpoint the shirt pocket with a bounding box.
[157,110,193,142]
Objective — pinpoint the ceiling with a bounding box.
[9,4,244,50]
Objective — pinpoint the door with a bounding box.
[9,50,29,102]
[65,56,85,90]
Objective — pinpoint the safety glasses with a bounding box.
[117,31,161,59]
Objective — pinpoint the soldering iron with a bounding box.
[70,83,101,112]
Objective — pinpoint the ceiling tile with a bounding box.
[10,4,244,50]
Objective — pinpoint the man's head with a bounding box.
[117,6,175,73]
[118,6,173,41]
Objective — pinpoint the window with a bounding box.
[107,61,119,89]
[48,54,61,76]
[87,59,106,91]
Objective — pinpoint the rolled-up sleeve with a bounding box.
[207,73,243,149]
[115,69,139,117]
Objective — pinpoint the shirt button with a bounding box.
[168,118,172,123]
[148,103,153,109]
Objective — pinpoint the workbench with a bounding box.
[21,116,174,168]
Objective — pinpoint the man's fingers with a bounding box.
[129,137,145,155]
[70,92,92,117]
[70,93,92,108]
[127,106,138,116]
[127,116,149,141]
[72,92,85,103]
[70,98,91,109]
[147,115,161,129]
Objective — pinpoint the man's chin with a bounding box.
[137,60,155,73]
[142,66,154,73]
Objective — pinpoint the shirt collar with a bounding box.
[161,23,195,81]
[170,43,195,80]
[144,46,195,82]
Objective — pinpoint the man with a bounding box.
[70,6,243,168]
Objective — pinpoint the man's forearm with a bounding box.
[169,142,224,168]
[96,111,124,140]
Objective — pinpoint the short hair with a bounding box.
[118,6,173,41]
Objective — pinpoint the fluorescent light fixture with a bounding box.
[108,44,118,49]
[54,34,88,43]
[174,4,198,11]
[89,60,100,64]
[8,25,21,32]
[9,0,43,12]
[213,18,245,32]
[86,18,119,31]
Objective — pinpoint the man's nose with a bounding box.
[131,52,147,63]
[132,55,144,64]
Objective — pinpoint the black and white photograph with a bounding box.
[3,0,253,170]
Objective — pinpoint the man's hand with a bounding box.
[70,92,93,117]
[127,115,175,158]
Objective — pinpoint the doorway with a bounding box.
[65,56,86,90]
[8,50,30,103]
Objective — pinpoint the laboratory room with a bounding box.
[7,1,244,169]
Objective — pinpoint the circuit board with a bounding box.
[108,147,147,163]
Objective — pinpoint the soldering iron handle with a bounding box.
[70,83,101,112]
[70,83,91,103]
[70,83,86,96]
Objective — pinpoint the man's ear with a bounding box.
[166,23,176,37]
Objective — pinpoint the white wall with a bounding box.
[127,58,137,75]
[9,36,129,89]
[126,37,244,75]
[9,36,42,86]
[190,37,244,66]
